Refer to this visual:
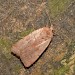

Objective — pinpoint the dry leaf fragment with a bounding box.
[11,26,53,67]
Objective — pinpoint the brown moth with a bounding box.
[11,26,53,67]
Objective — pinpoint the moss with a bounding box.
[73,65,75,74]
[48,0,73,18]
[0,38,12,59]
[0,38,24,75]
[19,28,34,38]
[65,41,75,61]
[0,38,11,48]
[68,41,75,52]
[13,64,22,75]
[54,65,70,75]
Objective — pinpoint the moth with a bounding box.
[11,26,53,67]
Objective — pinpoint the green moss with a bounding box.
[65,41,75,61]
[13,64,22,75]
[68,41,75,52]
[0,38,23,74]
[0,38,11,48]
[0,38,12,59]
[73,65,75,74]
[54,65,70,75]
[19,28,34,38]
[48,0,73,18]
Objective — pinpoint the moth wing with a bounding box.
[20,38,51,67]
